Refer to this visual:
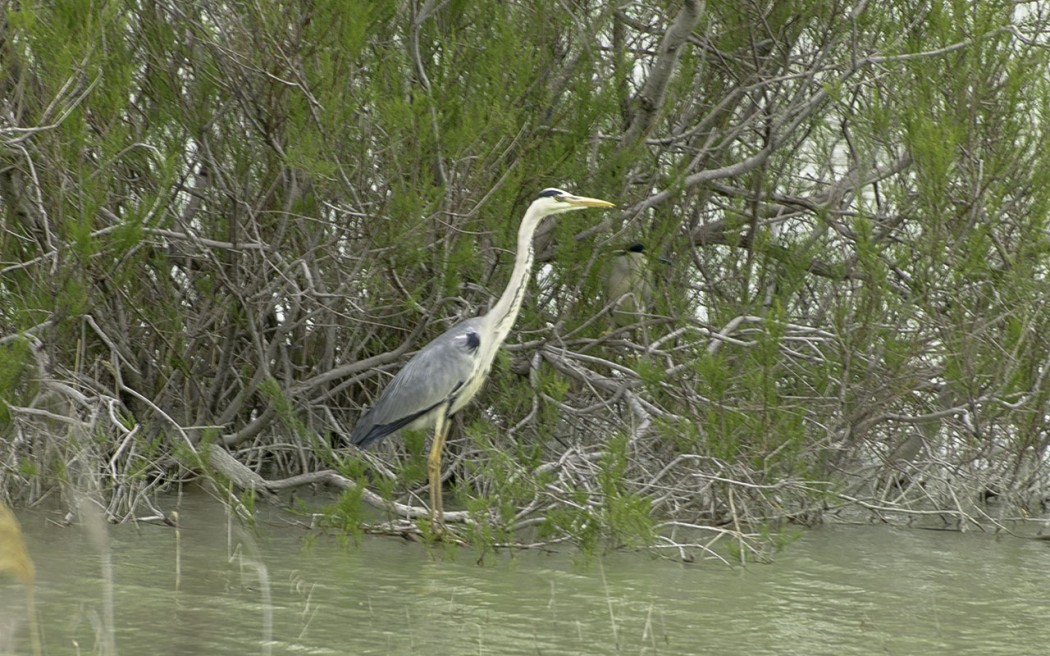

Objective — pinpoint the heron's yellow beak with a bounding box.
[565,195,615,208]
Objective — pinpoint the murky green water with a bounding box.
[3,496,1050,655]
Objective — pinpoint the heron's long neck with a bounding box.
[486,205,544,349]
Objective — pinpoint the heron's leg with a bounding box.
[427,411,451,528]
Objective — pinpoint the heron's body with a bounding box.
[348,188,614,528]
[349,317,487,447]
[606,243,655,327]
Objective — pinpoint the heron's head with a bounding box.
[617,242,672,265]
[531,188,615,218]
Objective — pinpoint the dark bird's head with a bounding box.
[617,242,672,265]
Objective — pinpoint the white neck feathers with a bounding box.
[484,201,545,352]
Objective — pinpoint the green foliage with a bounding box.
[541,502,603,555]
[598,433,654,548]
[461,431,531,549]
[0,338,33,426]
[444,426,662,552]
[324,486,366,541]
[4,0,1050,552]
[400,430,429,488]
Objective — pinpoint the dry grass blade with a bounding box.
[0,502,34,586]
[0,501,41,656]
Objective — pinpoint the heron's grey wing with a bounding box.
[349,318,483,448]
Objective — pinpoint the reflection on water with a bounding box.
[2,494,1050,655]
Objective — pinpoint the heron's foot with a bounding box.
[424,512,456,542]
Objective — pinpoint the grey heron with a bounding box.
[349,188,615,529]
[605,243,662,328]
